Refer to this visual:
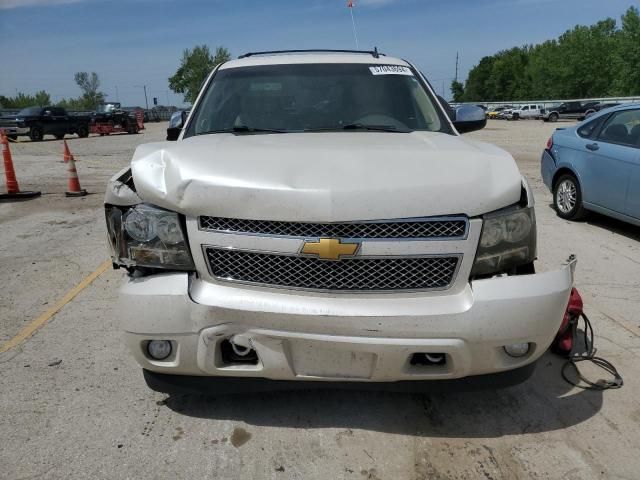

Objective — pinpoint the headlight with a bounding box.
[106,204,194,270]
[471,205,536,277]
[124,207,157,242]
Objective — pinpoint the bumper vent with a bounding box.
[205,247,460,292]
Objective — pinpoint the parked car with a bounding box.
[0,106,90,141]
[91,102,140,134]
[106,49,574,395]
[508,104,545,120]
[487,106,509,119]
[497,107,517,120]
[584,103,621,119]
[487,105,513,120]
[541,103,640,225]
[540,101,600,122]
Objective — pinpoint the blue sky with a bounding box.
[0,0,635,106]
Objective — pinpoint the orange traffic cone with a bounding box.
[0,130,41,200]
[63,139,73,162]
[63,140,87,197]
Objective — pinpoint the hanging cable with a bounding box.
[561,311,623,390]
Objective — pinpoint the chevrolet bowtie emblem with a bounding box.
[301,238,360,260]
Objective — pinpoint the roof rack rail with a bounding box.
[238,48,384,59]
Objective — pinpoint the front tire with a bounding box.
[77,125,89,138]
[549,112,559,123]
[29,127,43,141]
[553,174,586,220]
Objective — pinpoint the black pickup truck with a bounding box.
[540,101,600,122]
[0,106,91,141]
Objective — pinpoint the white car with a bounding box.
[508,104,545,120]
[105,50,575,394]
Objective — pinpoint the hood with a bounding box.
[129,132,522,221]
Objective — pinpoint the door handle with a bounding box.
[586,143,599,151]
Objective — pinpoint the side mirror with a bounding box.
[166,111,187,141]
[453,105,487,134]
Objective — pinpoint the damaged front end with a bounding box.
[105,168,194,273]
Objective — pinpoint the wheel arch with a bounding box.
[552,166,580,190]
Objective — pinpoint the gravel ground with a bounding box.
[0,121,638,479]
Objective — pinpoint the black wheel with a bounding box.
[77,125,89,138]
[549,112,559,123]
[29,127,43,141]
[553,173,586,220]
[54,133,65,140]
[512,113,519,121]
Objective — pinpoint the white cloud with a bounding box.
[0,0,85,9]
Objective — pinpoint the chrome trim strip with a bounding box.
[201,244,463,294]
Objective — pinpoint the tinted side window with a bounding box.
[578,115,607,139]
[598,109,640,148]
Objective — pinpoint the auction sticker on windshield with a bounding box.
[369,65,413,75]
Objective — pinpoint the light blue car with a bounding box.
[541,103,640,226]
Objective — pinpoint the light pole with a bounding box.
[134,85,149,111]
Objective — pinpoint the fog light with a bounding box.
[504,342,530,357]
[147,340,172,360]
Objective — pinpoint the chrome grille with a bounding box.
[199,216,467,239]
[205,247,460,292]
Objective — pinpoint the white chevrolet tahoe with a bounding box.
[105,50,575,394]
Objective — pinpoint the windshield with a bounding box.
[97,103,119,113]
[185,63,449,137]
[18,107,43,116]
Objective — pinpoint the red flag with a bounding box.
[347,0,354,7]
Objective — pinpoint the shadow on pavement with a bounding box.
[584,212,640,242]
[546,203,640,242]
[164,351,602,437]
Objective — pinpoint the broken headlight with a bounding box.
[471,205,536,277]
[105,204,194,270]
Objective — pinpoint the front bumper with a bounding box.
[143,361,537,395]
[119,257,575,385]
[0,126,29,136]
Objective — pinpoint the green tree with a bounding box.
[462,9,639,101]
[34,90,51,106]
[463,56,495,101]
[0,91,52,108]
[450,80,465,102]
[169,45,231,103]
[614,6,640,95]
[74,72,105,109]
[56,97,86,111]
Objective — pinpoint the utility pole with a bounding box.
[455,52,459,82]
[134,85,149,110]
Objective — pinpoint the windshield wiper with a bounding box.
[197,126,287,135]
[305,123,407,133]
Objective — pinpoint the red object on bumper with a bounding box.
[552,287,583,356]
